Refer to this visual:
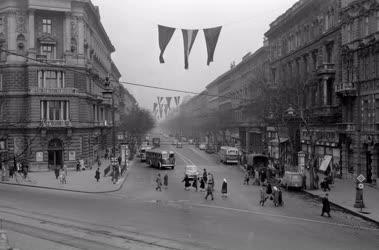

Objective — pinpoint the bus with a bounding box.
[220,146,239,164]
[139,146,152,162]
[146,150,175,169]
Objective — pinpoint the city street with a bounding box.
[1,134,379,250]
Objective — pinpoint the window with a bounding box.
[364,17,369,36]
[0,74,2,91]
[38,71,65,88]
[41,101,69,121]
[347,24,352,42]
[42,19,52,34]
[375,99,379,123]
[41,44,55,60]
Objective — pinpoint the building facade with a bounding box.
[339,0,379,183]
[265,0,343,172]
[0,0,128,171]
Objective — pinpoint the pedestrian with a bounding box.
[192,176,198,191]
[182,174,191,190]
[302,174,307,190]
[200,177,205,191]
[266,183,273,197]
[95,167,100,182]
[259,187,267,206]
[321,178,331,192]
[163,173,168,189]
[111,165,117,184]
[118,155,122,166]
[315,174,319,189]
[156,173,162,191]
[203,169,208,184]
[76,160,80,172]
[278,187,283,206]
[54,167,60,180]
[321,193,331,217]
[243,172,250,185]
[205,179,214,200]
[221,179,228,198]
[273,186,279,206]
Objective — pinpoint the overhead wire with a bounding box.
[0,47,257,102]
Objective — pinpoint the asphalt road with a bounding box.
[1,134,379,250]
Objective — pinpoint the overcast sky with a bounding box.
[92,0,298,110]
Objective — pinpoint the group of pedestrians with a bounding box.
[155,173,168,191]
[259,183,283,207]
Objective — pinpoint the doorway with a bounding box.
[48,139,63,170]
[366,150,372,183]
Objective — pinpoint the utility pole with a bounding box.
[112,94,116,157]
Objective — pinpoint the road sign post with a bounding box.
[354,174,365,209]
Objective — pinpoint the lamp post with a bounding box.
[102,77,116,158]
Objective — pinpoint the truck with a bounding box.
[152,137,160,147]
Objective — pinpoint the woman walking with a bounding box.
[95,168,100,182]
[182,174,191,190]
[192,176,198,191]
[200,177,205,191]
[163,173,168,189]
[156,173,162,192]
[221,179,228,198]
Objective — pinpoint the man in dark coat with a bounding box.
[95,168,100,182]
[321,193,331,217]
[202,169,208,184]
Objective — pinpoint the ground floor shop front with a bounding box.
[0,127,113,171]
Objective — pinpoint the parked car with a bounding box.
[176,142,183,148]
[281,171,303,190]
[188,139,194,145]
[185,165,199,179]
[205,144,216,154]
[199,144,206,150]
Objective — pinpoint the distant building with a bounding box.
[0,0,133,170]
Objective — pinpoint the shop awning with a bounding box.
[269,137,289,145]
[319,155,332,172]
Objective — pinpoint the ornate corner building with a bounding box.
[0,0,127,170]
[339,0,379,182]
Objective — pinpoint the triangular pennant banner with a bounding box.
[166,97,172,109]
[203,26,222,65]
[153,103,158,113]
[158,25,176,63]
[182,29,198,69]
[159,108,163,118]
[174,96,181,106]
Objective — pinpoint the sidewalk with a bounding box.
[0,159,130,193]
[305,178,379,224]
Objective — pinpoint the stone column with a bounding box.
[77,16,84,56]
[7,9,17,62]
[323,78,328,106]
[28,9,35,58]
[64,12,71,54]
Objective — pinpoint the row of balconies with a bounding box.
[40,120,113,128]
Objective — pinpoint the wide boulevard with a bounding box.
[1,132,379,250]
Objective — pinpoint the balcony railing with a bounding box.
[338,123,356,132]
[317,63,335,75]
[312,105,340,117]
[29,87,79,95]
[41,120,72,128]
[36,55,66,65]
[335,82,357,96]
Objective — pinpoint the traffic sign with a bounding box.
[358,183,364,190]
[357,174,366,183]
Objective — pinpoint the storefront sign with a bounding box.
[36,152,43,162]
[69,151,76,161]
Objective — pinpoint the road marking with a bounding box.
[171,147,196,166]
[191,203,379,232]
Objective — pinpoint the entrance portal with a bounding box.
[48,139,63,170]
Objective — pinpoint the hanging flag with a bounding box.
[159,108,163,119]
[158,25,176,63]
[182,29,198,69]
[153,103,158,113]
[166,97,172,109]
[157,96,164,104]
[174,96,181,106]
[203,26,222,65]
[164,104,169,115]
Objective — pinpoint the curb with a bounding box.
[303,190,379,227]
[0,162,134,194]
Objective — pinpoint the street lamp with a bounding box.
[102,77,116,158]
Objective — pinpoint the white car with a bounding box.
[199,144,206,150]
[185,165,199,179]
